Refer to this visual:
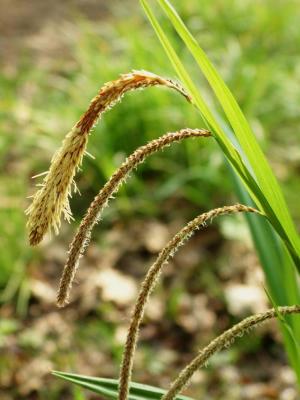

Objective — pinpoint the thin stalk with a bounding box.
[162,305,300,400]
[26,71,190,246]
[118,204,261,400]
[57,128,211,307]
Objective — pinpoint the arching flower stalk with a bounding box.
[26,71,191,246]
[162,304,300,400]
[118,204,262,400]
[57,128,211,308]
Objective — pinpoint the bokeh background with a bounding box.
[1,0,300,399]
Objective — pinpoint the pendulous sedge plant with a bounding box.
[27,70,300,399]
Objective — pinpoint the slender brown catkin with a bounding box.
[56,128,211,307]
[26,71,191,246]
[118,204,262,400]
[162,305,300,400]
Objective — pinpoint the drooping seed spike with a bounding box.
[162,305,300,400]
[118,204,262,400]
[56,128,211,308]
[26,71,191,246]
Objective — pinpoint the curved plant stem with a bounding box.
[162,305,300,400]
[26,71,190,246]
[57,128,211,307]
[118,204,262,400]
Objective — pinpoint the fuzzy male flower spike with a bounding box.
[118,204,262,400]
[56,128,211,308]
[162,305,300,400]
[26,71,191,246]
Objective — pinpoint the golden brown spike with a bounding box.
[26,71,191,246]
[56,128,211,307]
[162,305,300,400]
[118,204,262,400]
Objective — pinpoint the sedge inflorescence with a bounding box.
[26,71,190,246]
[56,128,211,307]
[162,304,300,400]
[26,70,299,400]
[117,204,261,400]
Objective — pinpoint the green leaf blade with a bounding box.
[140,0,264,210]
[154,0,300,266]
[52,371,194,400]
[141,0,300,384]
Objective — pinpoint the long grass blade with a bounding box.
[231,168,300,377]
[52,372,194,400]
[140,1,286,243]
[140,0,300,382]
[154,0,300,268]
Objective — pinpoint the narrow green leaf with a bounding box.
[154,0,300,268]
[139,0,262,208]
[231,167,300,379]
[52,371,194,400]
[140,0,300,383]
[140,0,300,272]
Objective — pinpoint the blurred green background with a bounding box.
[0,0,300,399]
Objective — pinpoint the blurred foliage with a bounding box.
[0,0,300,398]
